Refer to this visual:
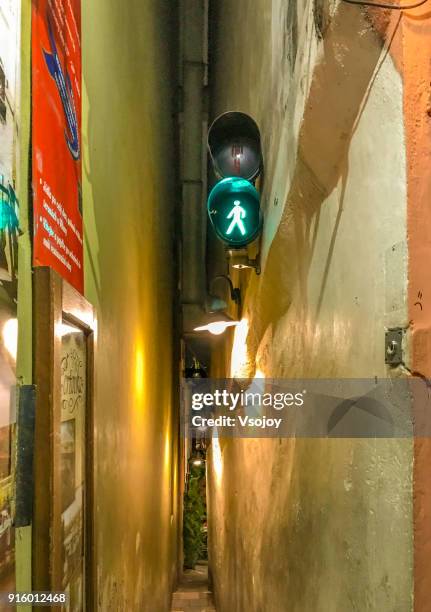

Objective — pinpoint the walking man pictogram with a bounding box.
[226,200,246,236]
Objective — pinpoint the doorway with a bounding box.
[33,268,96,611]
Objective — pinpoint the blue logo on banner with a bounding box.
[42,15,80,161]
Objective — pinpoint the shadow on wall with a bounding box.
[246,4,398,365]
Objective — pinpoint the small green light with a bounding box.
[0,180,19,231]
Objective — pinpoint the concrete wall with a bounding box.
[207,1,415,610]
[82,2,179,609]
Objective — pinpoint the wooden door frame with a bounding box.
[33,267,96,610]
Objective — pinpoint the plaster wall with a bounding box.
[81,2,179,610]
[208,2,413,610]
[400,7,431,609]
[16,0,33,594]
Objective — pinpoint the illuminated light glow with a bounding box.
[134,346,145,402]
[2,318,18,361]
[129,340,150,447]
[164,433,171,470]
[226,200,246,236]
[192,459,203,466]
[64,308,94,330]
[245,369,266,417]
[194,320,239,335]
[230,318,250,377]
[57,322,81,337]
[212,428,223,486]
[207,321,236,335]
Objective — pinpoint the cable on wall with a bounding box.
[341,0,428,9]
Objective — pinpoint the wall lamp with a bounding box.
[191,458,204,467]
[207,275,241,309]
[189,446,206,468]
[194,275,241,335]
[194,312,240,336]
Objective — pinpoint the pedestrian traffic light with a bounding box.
[207,112,263,248]
[207,177,262,248]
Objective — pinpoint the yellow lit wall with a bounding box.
[82,2,179,609]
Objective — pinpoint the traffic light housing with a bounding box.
[207,112,263,248]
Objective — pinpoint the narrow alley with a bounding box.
[171,565,215,612]
[0,0,430,610]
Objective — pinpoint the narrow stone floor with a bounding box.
[171,564,216,612]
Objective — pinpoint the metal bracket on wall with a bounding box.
[227,249,261,275]
[385,329,404,366]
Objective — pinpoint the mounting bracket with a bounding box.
[385,328,404,366]
[227,248,261,275]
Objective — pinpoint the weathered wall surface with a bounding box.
[207,1,415,610]
[82,2,179,610]
[399,5,431,609]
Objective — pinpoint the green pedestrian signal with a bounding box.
[226,200,247,236]
[207,177,262,248]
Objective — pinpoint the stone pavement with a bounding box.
[171,564,216,612]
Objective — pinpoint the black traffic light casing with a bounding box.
[207,112,263,249]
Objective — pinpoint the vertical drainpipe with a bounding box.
[176,0,208,585]
[179,0,208,333]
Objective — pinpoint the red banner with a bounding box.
[32,0,83,293]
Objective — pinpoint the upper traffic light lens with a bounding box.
[208,112,262,181]
[207,177,262,248]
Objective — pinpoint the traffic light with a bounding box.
[207,112,263,248]
[207,177,262,248]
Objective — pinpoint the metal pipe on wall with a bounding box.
[179,0,208,333]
